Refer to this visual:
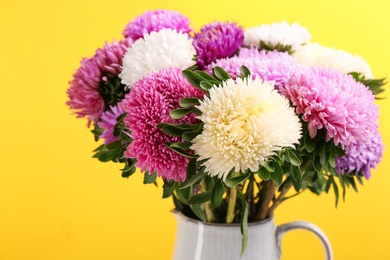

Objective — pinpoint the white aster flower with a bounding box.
[244,21,311,52]
[191,77,302,180]
[119,28,196,87]
[293,42,373,79]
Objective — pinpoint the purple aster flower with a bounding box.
[193,21,244,68]
[67,39,131,126]
[121,67,203,182]
[123,10,192,41]
[207,48,301,89]
[336,130,383,179]
[281,67,379,148]
[97,105,125,144]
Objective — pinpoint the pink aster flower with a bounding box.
[121,67,203,182]
[97,105,125,144]
[193,21,244,68]
[281,67,379,148]
[67,39,131,126]
[207,48,301,89]
[123,10,192,41]
[336,130,383,180]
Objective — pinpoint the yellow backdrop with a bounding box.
[1,0,389,259]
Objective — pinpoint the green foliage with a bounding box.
[98,73,129,107]
[211,180,225,207]
[90,66,369,253]
[225,170,251,187]
[258,40,293,54]
[91,112,137,178]
[349,72,387,98]
[143,171,157,185]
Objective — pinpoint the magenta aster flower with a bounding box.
[193,21,244,68]
[207,48,301,89]
[123,10,192,41]
[281,67,379,148]
[97,105,125,144]
[67,39,131,126]
[336,130,383,179]
[121,67,203,182]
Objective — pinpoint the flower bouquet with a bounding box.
[67,9,385,253]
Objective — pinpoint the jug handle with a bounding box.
[276,221,333,260]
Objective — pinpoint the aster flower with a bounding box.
[244,21,311,53]
[121,67,203,182]
[336,130,383,179]
[97,105,125,144]
[293,42,373,79]
[67,39,131,126]
[193,21,244,68]
[123,9,192,41]
[207,48,301,89]
[191,77,302,180]
[119,29,196,88]
[281,67,379,148]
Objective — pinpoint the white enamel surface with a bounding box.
[172,211,333,260]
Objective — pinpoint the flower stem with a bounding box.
[200,179,215,222]
[267,159,312,217]
[256,181,276,220]
[226,186,237,223]
[267,183,292,218]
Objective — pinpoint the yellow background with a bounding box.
[1,0,389,259]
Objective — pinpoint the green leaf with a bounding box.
[313,155,322,172]
[346,175,359,192]
[189,204,206,222]
[315,141,326,155]
[179,98,200,108]
[162,182,176,198]
[264,160,275,172]
[91,124,104,141]
[286,149,302,166]
[161,125,185,136]
[166,143,197,158]
[324,177,332,193]
[195,70,221,83]
[200,81,214,91]
[172,194,184,211]
[290,166,302,192]
[143,172,157,184]
[270,163,283,185]
[106,141,122,151]
[236,188,248,256]
[121,165,136,178]
[240,66,251,78]
[182,70,202,89]
[328,145,336,168]
[304,129,316,153]
[176,186,191,204]
[93,148,120,162]
[170,108,193,119]
[179,172,206,189]
[257,167,271,181]
[212,66,231,81]
[92,144,105,152]
[182,131,201,141]
[338,176,347,202]
[169,142,192,151]
[320,152,327,166]
[211,179,225,207]
[188,191,212,204]
[290,165,302,184]
[225,171,251,188]
[331,176,339,207]
[186,158,198,176]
